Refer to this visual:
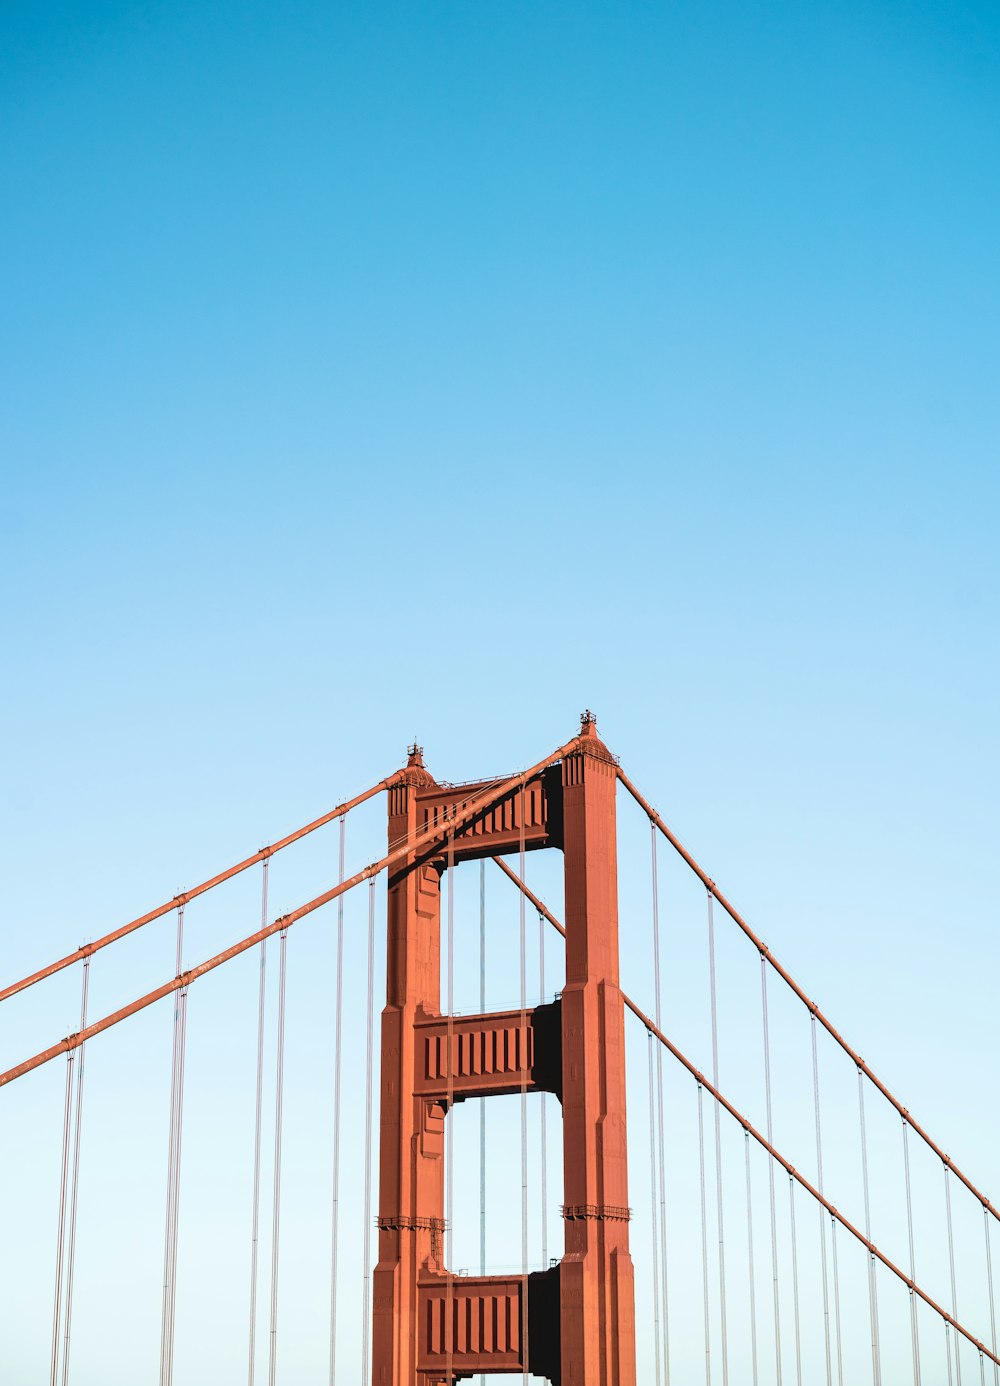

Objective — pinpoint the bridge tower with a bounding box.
[372,714,636,1384]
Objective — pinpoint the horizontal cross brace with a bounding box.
[412,765,563,865]
[414,1001,562,1103]
[416,1267,560,1379]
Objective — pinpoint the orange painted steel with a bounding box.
[616,764,1000,1227]
[0,739,579,1091]
[558,718,636,1385]
[413,1003,562,1103]
[495,857,1000,1372]
[12,728,991,1374]
[373,717,635,1384]
[374,742,448,1385]
[493,857,566,941]
[0,777,399,1006]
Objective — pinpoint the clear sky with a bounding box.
[1,2,998,1383]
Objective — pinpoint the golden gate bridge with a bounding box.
[2,713,996,1384]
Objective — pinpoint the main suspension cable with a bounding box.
[616,766,1000,1227]
[638,1006,1000,1368]
[4,737,581,1092]
[60,956,90,1386]
[2,778,396,1006]
[494,857,1000,1370]
[706,889,729,1386]
[360,878,376,1383]
[328,816,346,1386]
[248,860,269,1386]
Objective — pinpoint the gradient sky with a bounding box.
[1,2,998,1383]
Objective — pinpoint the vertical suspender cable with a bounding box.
[706,890,729,1386]
[789,1177,803,1386]
[761,957,782,1386]
[811,1015,833,1386]
[446,835,455,1385]
[160,904,185,1386]
[651,823,672,1385]
[946,1165,963,1386]
[648,1030,664,1386]
[698,1083,712,1386]
[264,920,283,1386]
[159,973,177,1386]
[166,961,189,1386]
[328,817,345,1386]
[165,928,190,1385]
[858,1068,882,1386]
[168,929,189,1384]
[745,1133,759,1386]
[50,1018,75,1386]
[329,814,344,1386]
[519,795,529,1386]
[249,859,269,1386]
[480,857,487,1386]
[360,878,376,1383]
[539,907,548,1269]
[60,956,90,1386]
[830,1218,844,1386]
[267,924,288,1386]
[985,1208,998,1386]
[903,1118,922,1386]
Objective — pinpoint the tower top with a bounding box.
[575,708,617,764]
[399,739,435,788]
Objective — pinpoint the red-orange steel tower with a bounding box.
[372,715,636,1384]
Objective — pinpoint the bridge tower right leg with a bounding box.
[558,727,636,1385]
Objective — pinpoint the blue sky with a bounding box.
[1,2,998,1382]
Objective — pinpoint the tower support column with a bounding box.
[372,719,636,1384]
[373,747,444,1385]
[559,720,637,1386]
